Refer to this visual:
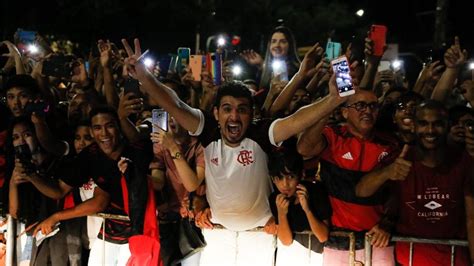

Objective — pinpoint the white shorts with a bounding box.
[276,239,323,266]
[87,239,130,266]
[199,228,276,266]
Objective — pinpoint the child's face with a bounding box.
[273,173,299,197]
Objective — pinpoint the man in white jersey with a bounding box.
[122,38,344,266]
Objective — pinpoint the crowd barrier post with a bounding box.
[5,215,14,266]
[363,235,469,266]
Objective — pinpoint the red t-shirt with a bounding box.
[394,149,474,265]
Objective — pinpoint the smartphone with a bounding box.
[42,54,75,78]
[16,29,37,44]
[207,53,222,86]
[378,60,391,72]
[168,54,178,74]
[24,101,50,116]
[326,41,341,61]
[189,55,203,81]
[152,109,168,132]
[177,47,191,74]
[331,56,355,97]
[272,60,288,81]
[123,78,141,97]
[14,144,35,174]
[369,25,387,57]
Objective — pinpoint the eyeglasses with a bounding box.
[346,101,379,112]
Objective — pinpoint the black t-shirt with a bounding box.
[269,180,332,253]
[56,141,152,244]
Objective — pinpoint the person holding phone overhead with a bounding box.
[297,80,398,265]
[240,26,300,90]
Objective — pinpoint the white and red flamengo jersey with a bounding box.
[191,109,280,231]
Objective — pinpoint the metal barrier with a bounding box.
[364,234,469,266]
[3,214,470,266]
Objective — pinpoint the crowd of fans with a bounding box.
[0,24,473,266]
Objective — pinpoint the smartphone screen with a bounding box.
[16,29,37,43]
[123,78,141,97]
[189,55,203,81]
[209,53,222,86]
[326,42,341,60]
[369,25,387,57]
[378,60,391,72]
[331,56,355,97]
[177,47,191,74]
[168,55,178,74]
[152,109,168,132]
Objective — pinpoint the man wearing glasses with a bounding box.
[298,89,398,265]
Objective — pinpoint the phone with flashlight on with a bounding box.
[152,109,168,132]
[331,56,355,97]
[272,60,288,81]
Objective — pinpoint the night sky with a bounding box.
[1,0,472,62]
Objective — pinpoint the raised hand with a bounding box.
[387,144,412,181]
[117,92,144,120]
[149,128,178,153]
[364,36,383,65]
[276,194,290,215]
[298,42,324,80]
[1,41,21,59]
[444,36,468,69]
[11,159,32,185]
[98,39,113,67]
[121,38,149,80]
[240,49,263,68]
[269,75,288,96]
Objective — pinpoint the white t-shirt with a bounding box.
[191,109,279,231]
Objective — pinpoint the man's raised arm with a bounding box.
[272,74,346,149]
[121,38,201,133]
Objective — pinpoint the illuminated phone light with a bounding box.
[392,60,403,70]
[469,62,474,70]
[217,37,226,47]
[272,60,284,72]
[28,44,39,54]
[356,9,364,17]
[232,65,242,76]
[144,58,154,68]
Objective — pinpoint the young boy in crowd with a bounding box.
[268,148,331,266]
